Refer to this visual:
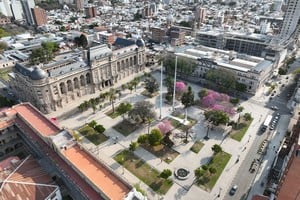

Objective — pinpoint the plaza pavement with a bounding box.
[50,69,276,200]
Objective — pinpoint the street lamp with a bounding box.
[217,187,222,198]
[204,124,210,140]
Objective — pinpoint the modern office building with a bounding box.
[196,30,273,57]
[194,6,206,25]
[167,45,273,94]
[31,6,47,26]
[21,0,35,26]
[10,0,24,21]
[95,31,115,45]
[9,38,146,113]
[279,0,300,41]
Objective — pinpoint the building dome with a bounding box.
[30,66,47,80]
[136,38,145,47]
[167,15,173,23]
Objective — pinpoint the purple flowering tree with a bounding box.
[158,120,174,135]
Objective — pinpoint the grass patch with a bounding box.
[113,120,139,136]
[196,151,231,191]
[77,125,108,145]
[168,116,197,131]
[190,141,204,153]
[105,109,121,119]
[114,150,173,194]
[0,67,12,82]
[230,118,253,141]
[141,143,179,164]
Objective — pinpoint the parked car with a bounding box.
[229,185,238,196]
[271,106,278,110]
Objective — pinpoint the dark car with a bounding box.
[229,185,238,196]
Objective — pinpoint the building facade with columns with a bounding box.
[9,38,146,113]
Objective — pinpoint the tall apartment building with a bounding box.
[194,6,206,27]
[0,0,12,17]
[31,6,47,26]
[95,31,115,45]
[10,0,24,21]
[84,5,97,18]
[279,0,300,41]
[151,27,167,43]
[75,0,84,10]
[21,0,35,26]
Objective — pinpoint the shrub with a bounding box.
[160,169,172,179]
[202,164,208,171]
[148,129,163,146]
[211,144,222,154]
[129,141,138,151]
[88,120,97,128]
[94,124,105,134]
[230,98,240,105]
[209,167,217,174]
[137,134,148,144]
[162,136,174,147]
[244,113,252,121]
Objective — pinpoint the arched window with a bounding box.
[80,75,85,86]
[67,80,73,91]
[86,73,91,84]
[59,82,66,94]
[117,62,120,72]
[74,77,80,89]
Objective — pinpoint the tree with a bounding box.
[148,129,163,146]
[236,106,244,122]
[198,89,208,99]
[144,77,159,94]
[181,86,194,108]
[30,41,59,64]
[137,134,148,144]
[131,77,140,92]
[244,113,252,121]
[108,89,117,113]
[205,69,236,93]
[0,41,8,53]
[129,141,138,151]
[158,120,173,135]
[236,82,247,93]
[204,110,229,126]
[129,101,156,124]
[116,102,132,120]
[195,167,205,179]
[88,120,97,128]
[160,169,172,179]
[127,82,134,93]
[74,34,88,48]
[94,124,105,134]
[209,167,217,174]
[211,144,222,154]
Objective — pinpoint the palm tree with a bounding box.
[108,89,117,113]
[237,106,244,123]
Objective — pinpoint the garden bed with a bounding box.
[230,118,253,141]
[77,125,108,145]
[114,150,173,194]
[190,141,204,153]
[141,143,179,164]
[113,120,139,136]
[196,151,231,191]
[141,90,159,98]
[105,109,121,119]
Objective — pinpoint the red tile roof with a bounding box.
[14,103,60,136]
[277,156,300,200]
[64,145,130,200]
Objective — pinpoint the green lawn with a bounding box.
[196,151,231,191]
[190,141,204,153]
[114,150,173,194]
[113,120,139,136]
[77,125,108,145]
[230,119,253,141]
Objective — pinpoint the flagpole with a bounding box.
[159,61,163,119]
[172,56,177,112]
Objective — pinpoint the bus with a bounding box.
[261,114,273,132]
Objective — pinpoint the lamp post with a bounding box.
[204,124,210,140]
[159,61,163,119]
[217,187,222,198]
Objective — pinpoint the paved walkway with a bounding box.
[54,70,277,200]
